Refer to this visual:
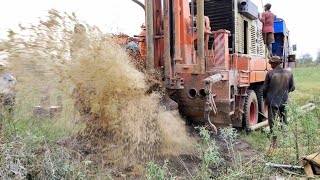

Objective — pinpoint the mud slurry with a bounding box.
[2,9,195,168]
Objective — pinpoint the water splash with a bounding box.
[2,9,195,167]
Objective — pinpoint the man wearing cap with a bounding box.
[262,56,295,135]
[138,24,147,60]
[0,63,16,113]
[125,37,140,52]
[259,3,275,58]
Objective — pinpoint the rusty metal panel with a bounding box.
[173,73,233,126]
[249,71,267,83]
[230,54,238,70]
[228,70,238,86]
[250,58,267,71]
[255,71,267,82]
[239,70,250,87]
[237,55,250,71]
[250,71,256,82]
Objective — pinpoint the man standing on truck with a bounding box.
[262,56,295,136]
[259,3,275,58]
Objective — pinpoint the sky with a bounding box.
[0,0,319,58]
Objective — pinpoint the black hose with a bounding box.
[131,0,145,11]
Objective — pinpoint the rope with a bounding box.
[204,81,218,134]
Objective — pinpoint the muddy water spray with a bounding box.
[2,10,195,167]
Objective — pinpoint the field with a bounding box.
[290,64,320,104]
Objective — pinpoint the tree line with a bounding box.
[297,50,320,64]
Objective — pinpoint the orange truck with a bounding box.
[132,0,296,130]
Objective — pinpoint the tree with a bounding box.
[316,49,320,63]
[300,53,313,64]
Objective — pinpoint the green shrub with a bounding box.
[146,160,175,180]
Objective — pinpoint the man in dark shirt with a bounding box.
[262,56,295,133]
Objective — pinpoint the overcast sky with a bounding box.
[0,0,318,58]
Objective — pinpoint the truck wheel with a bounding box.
[254,87,268,122]
[243,90,258,130]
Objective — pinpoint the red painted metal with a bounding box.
[153,0,164,68]
[249,101,257,126]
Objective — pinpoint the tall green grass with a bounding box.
[245,66,320,175]
[290,65,320,104]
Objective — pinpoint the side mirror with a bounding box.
[292,44,297,51]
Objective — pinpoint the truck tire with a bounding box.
[243,89,258,130]
[254,87,268,122]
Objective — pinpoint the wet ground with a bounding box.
[147,128,259,179]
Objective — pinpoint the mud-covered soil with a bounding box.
[89,129,260,179]
[165,133,259,179]
[216,134,259,164]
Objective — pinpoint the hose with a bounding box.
[203,75,222,134]
[204,111,218,134]
[131,0,145,11]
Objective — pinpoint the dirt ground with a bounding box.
[57,127,259,179]
[143,132,258,180]
[216,132,259,164]
[167,131,259,178]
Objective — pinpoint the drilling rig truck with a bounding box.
[132,0,296,130]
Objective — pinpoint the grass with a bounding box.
[290,65,320,104]
[0,88,93,179]
[2,92,81,143]
[244,66,320,174]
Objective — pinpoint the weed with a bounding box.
[196,127,222,179]
[146,160,175,180]
[219,126,238,167]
